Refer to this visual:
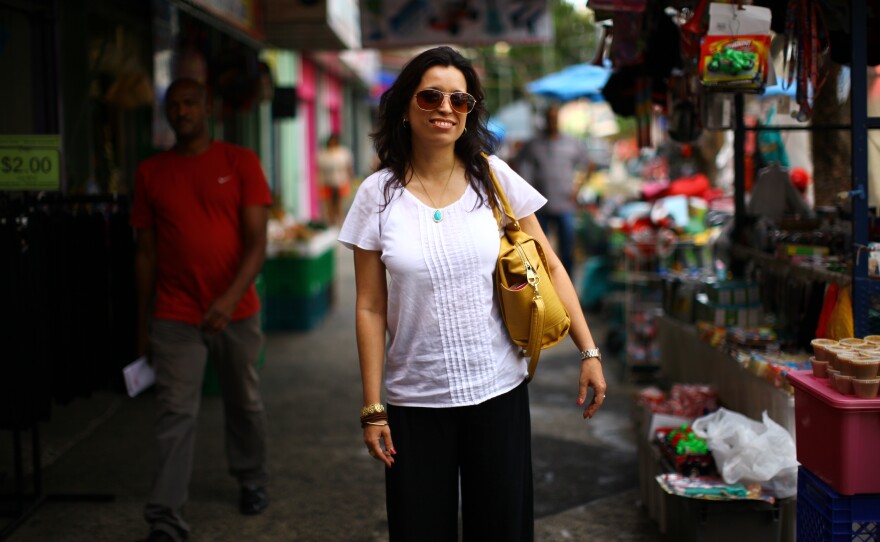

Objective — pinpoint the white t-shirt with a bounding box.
[338,155,547,407]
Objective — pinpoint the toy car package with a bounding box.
[700,34,771,91]
[699,3,772,92]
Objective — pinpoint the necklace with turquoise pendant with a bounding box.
[412,161,455,223]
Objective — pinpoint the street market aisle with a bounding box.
[1,249,661,542]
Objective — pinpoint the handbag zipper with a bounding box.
[514,242,541,298]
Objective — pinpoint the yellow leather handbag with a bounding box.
[487,160,571,380]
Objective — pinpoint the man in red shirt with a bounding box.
[131,78,272,542]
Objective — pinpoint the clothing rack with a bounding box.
[1,192,131,540]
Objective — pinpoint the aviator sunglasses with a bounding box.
[413,89,477,114]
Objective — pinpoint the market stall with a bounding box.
[582,0,880,540]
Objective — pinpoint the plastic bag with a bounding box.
[691,408,798,498]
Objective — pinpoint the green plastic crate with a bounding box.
[261,250,334,297]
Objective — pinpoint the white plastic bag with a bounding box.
[691,408,798,498]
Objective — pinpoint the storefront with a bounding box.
[0,0,273,479]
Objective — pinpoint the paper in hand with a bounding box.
[123,356,156,397]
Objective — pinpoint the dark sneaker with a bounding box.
[240,485,269,515]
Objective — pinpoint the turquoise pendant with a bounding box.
[433,209,443,223]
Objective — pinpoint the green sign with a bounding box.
[0,134,61,191]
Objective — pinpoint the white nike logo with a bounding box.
[217,175,233,184]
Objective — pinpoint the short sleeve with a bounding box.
[488,155,547,221]
[338,171,387,251]
[236,147,273,207]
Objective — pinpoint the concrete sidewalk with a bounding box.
[1,248,662,542]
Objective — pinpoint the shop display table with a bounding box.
[657,315,795,435]
[654,315,797,541]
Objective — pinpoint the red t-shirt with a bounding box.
[131,141,273,325]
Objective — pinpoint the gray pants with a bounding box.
[144,315,268,540]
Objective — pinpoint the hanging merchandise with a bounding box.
[668,70,703,143]
[611,11,647,66]
[756,106,789,167]
[601,2,682,119]
[782,0,832,121]
[591,20,612,66]
[678,0,710,69]
[826,285,854,340]
[636,75,653,148]
[699,3,773,92]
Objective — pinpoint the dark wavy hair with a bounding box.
[371,46,499,213]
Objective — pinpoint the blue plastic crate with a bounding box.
[797,466,880,542]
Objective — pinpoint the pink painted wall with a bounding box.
[327,74,342,134]
[299,59,319,219]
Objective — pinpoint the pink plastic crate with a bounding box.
[787,371,880,495]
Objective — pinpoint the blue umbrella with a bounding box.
[526,63,611,102]
[762,80,797,99]
[488,118,507,141]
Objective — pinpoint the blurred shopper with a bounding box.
[338,46,606,541]
[317,133,355,226]
[514,105,592,275]
[132,78,272,542]
[747,163,813,224]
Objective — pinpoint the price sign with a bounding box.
[0,135,61,191]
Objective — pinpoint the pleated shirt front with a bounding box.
[339,155,547,407]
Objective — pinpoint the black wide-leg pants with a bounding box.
[385,380,534,542]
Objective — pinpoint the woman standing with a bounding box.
[317,133,355,226]
[338,46,606,541]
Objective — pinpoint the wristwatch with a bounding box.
[580,348,601,361]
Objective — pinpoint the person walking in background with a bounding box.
[338,46,606,541]
[514,105,592,276]
[747,162,813,224]
[317,132,355,226]
[131,78,272,542]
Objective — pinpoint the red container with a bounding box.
[787,370,880,495]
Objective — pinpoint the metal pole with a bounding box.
[851,0,870,336]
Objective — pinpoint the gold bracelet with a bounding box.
[360,403,385,418]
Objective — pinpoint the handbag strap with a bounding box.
[525,296,544,381]
[482,153,519,232]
